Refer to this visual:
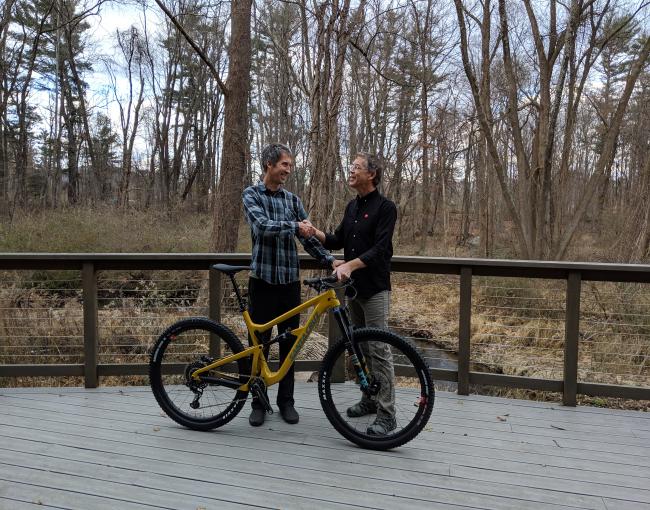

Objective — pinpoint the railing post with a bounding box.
[563,271,581,406]
[458,267,472,395]
[82,262,98,388]
[209,268,222,358]
[328,287,345,382]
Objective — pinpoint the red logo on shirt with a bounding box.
[364,213,369,218]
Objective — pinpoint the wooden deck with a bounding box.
[0,384,649,510]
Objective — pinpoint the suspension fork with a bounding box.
[331,306,371,390]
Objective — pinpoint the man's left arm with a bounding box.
[334,201,397,280]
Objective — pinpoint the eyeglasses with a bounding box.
[348,163,367,172]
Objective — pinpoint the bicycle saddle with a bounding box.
[211,263,251,275]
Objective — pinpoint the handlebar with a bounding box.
[302,275,352,292]
[303,275,338,286]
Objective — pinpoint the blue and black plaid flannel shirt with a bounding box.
[242,182,334,284]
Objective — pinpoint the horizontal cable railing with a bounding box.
[1,253,649,404]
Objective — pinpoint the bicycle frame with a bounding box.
[190,287,345,391]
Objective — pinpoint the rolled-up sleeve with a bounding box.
[295,197,334,267]
[323,219,345,251]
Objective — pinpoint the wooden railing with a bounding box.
[1,253,650,405]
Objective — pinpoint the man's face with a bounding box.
[266,152,293,187]
[348,156,374,190]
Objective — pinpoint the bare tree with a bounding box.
[210,0,252,251]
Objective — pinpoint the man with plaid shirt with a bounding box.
[242,143,335,427]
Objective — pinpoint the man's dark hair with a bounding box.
[356,152,383,186]
[261,143,292,173]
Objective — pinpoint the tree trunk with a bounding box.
[211,0,252,252]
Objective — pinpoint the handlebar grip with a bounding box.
[323,275,339,284]
[303,277,321,285]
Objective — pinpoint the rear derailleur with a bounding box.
[185,356,213,409]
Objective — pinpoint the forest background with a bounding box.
[2,1,650,404]
[2,0,650,261]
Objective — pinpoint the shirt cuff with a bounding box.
[324,233,336,249]
[359,253,373,266]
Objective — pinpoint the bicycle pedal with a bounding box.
[250,379,273,414]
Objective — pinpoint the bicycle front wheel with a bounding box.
[319,328,434,450]
[149,318,250,431]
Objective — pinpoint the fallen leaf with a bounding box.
[153,426,160,432]
[550,424,566,430]
[497,416,507,422]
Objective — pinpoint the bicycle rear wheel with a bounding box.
[149,318,250,431]
[319,328,434,450]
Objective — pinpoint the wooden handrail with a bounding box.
[1,253,649,404]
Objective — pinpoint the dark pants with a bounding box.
[248,277,301,410]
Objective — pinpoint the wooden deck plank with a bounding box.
[0,463,320,510]
[2,389,649,479]
[2,388,648,465]
[0,428,607,510]
[0,481,173,510]
[10,386,649,445]
[0,497,61,510]
[3,405,649,494]
[0,445,593,510]
[4,390,649,468]
[1,386,648,509]
[4,394,648,479]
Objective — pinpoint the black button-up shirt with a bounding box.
[323,189,397,299]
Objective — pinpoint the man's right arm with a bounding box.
[313,205,347,250]
[242,188,298,238]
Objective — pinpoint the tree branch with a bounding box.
[152,0,228,96]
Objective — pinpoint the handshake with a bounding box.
[298,219,348,278]
[297,219,320,239]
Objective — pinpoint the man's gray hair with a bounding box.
[261,143,293,173]
[356,152,383,186]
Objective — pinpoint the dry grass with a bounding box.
[391,275,650,410]
[0,208,648,410]
[0,206,251,253]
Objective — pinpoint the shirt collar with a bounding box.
[356,188,379,202]
[257,181,286,196]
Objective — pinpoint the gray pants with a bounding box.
[347,290,395,419]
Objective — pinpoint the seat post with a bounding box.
[228,274,247,312]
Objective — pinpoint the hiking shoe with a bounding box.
[249,408,266,427]
[366,416,397,435]
[346,400,377,418]
[279,404,299,424]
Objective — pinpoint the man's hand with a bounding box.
[298,219,316,238]
[333,262,353,281]
[331,259,345,270]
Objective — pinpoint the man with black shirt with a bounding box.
[243,143,335,428]
[312,152,397,435]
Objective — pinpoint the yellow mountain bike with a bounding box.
[149,264,434,450]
